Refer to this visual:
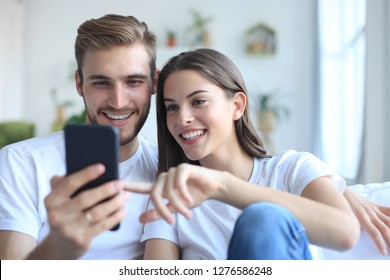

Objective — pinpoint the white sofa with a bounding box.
[317,182,390,260]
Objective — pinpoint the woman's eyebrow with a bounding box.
[164,89,210,102]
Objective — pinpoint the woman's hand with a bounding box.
[124,163,225,224]
[344,187,390,256]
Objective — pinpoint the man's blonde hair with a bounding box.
[75,14,157,81]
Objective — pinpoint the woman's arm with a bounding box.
[144,239,180,259]
[214,172,359,251]
[297,177,359,250]
[125,164,360,251]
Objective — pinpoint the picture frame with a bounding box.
[245,23,277,55]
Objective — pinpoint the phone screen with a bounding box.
[64,124,120,231]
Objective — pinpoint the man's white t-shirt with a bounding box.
[141,150,346,260]
[0,131,158,260]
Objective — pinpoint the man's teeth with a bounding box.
[106,113,131,120]
[181,130,204,140]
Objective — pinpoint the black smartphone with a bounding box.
[64,124,120,231]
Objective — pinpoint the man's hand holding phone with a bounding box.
[36,125,127,259]
[42,164,128,259]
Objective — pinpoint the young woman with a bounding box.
[130,48,360,259]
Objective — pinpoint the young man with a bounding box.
[0,14,158,260]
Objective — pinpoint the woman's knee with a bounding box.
[236,202,294,230]
[229,202,312,259]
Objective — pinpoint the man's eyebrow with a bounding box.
[126,73,148,79]
[87,73,148,80]
[164,90,209,102]
[87,74,110,80]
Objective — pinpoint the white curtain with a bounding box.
[358,0,390,184]
[316,0,366,181]
[0,0,25,120]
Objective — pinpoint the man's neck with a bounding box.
[119,137,139,162]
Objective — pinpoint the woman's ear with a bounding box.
[75,70,83,97]
[232,92,246,120]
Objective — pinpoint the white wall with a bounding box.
[23,0,315,153]
[0,0,25,120]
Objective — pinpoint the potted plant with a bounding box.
[256,92,290,132]
[51,88,75,131]
[188,9,214,46]
[65,109,86,125]
[166,30,177,47]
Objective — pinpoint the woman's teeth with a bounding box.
[181,130,204,140]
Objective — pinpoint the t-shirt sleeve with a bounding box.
[277,150,346,196]
[140,200,179,245]
[0,146,42,239]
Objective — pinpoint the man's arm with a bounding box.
[344,186,390,256]
[0,231,37,259]
[0,165,128,260]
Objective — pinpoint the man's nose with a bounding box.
[109,85,127,108]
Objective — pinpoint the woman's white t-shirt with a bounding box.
[141,150,346,260]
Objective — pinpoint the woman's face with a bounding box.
[163,70,238,161]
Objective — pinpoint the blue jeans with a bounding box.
[228,202,312,260]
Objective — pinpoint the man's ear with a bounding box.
[152,69,160,95]
[75,70,83,97]
[232,92,246,121]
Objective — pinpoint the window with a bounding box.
[317,0,366,181]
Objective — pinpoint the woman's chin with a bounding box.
[184,152,204,162]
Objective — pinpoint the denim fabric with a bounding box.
[227,202,312,260]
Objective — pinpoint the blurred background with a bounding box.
[0,0,389,184]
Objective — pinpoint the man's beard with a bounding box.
[83,98,151,147]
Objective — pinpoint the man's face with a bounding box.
[76,44,155,147]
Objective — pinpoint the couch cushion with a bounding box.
[0,121,35,148]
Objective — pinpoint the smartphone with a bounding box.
[64,124,120,231]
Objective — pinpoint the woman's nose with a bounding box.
[177,107,194,125]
